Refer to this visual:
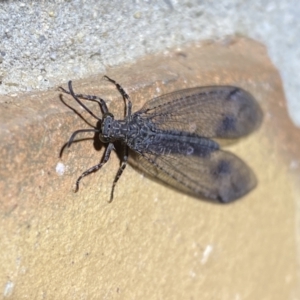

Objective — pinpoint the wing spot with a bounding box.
[217,115,237,135]
[226,88,240,100]
[212,159,231,179]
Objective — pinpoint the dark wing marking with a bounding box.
[129,149,257,203]
[135,86,263,139]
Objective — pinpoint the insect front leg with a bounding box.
[74,142,115,192]
[109,144,129,203]
[104,76,132,118]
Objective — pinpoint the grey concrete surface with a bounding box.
[0,0,299,126]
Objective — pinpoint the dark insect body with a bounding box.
[60,76,263,203]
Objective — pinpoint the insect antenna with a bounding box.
[64,81,102,121]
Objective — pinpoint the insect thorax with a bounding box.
[100,114,127,143]
[100,113,153,145]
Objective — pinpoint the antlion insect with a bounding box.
[60,76,263,203]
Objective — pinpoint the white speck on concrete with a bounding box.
[3,281,14,297]
[290,160,299,170]
[189,270,196,278]
[55,162,65,176]
[201,244,213,264]
[235,293,241,300]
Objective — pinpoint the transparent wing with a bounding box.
[129,149,257,203]
[135,86,263,138]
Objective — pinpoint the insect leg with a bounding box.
[109,145,129,203]
[67,129,99,148]
[104,76,132,118]
[74,142,115,192]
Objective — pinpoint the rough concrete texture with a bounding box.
[0,0,300,127]
[0,38,299,299]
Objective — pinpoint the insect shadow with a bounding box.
[59,76,263,204]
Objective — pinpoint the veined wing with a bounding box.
[129,149,257,203]
[135,86,263,139]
